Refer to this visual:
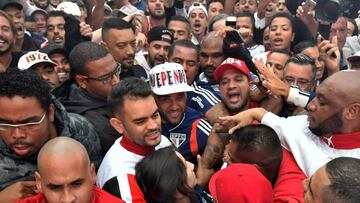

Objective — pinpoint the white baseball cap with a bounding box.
[56,2,81,17]
[187,2,208,18]
[348,51,360,63]
[18,51,57,71]
[149,63,194,95]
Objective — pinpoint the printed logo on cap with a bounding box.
[150,66,187,88]
[221,57,243,66]
[149,63,194,95]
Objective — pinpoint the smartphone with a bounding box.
[303,0,316,10]
[317,32,337,58]
[225,16,237,29]
[119,5,142,16]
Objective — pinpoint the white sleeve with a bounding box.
[286,86,310,108]
[254,12,266,29]
[261,113,329,176]
[260,112,360,177]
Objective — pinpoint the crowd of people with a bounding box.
[0,0,360,202]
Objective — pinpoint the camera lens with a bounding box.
[323,0,340,20]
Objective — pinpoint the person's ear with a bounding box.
[90,163,97,184]
[48,103,55,123]
[75,75,88,89]
[100,41,108,49]
[344,103,360,121]
[110,117,125,134]
[35,171,43,193]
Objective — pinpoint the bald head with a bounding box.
[35,137,96,203]
[323,70,360,103]
[201,31,223,48]
[37,137,90,173]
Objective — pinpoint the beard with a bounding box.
[0,42,13,56]
[222,95,249,115]
[149,11,165,20]
[309,109,344,137]
[34,1,49,9]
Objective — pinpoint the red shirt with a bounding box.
[16,186,125,203]
[321,131,360,149]
[273,149,306,203]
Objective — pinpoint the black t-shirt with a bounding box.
[120,65,148,81]
[7,52,26,71]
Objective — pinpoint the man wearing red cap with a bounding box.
[213,57,256,115]
[199,57,259,185]
[209,163,274,203]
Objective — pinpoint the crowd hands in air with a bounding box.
[1,0,360,202]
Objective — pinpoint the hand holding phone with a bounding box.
[317,32,337,58]
[303,0,316,11]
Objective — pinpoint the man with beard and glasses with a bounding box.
[135,26,173,74]
[0,10,23,72]
[0,70,102,203]
[96,77,171,202]
[219,70,360,177]
[0,0,41,52]
[150,63,213,163]
[53,42,121,154]
[101,18,147,80]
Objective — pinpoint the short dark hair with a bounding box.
[285,53,317,81]
[0,10,16,35]
[69,41,109,75]
[323,157,360,203]
[269,48,291,56]
[347,18,359,36]
[168,39,200,61]
[207,0,224,10]
[46,10,66,21]
[101,18,135,40]
[108,77,153,115]
[135,146,198,203]
[168,15,191,34]
[269,12,295,33]
[293,41,317,55]
[236,11,255,27]
[0,70,51,111]
[230,124,283,174]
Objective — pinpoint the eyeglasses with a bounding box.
[0,112,47,132]
[82,64,121,85]
[284,77,312,92]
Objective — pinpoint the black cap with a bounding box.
[0,0,23,10]
[39,44,68,57]
[148,26,174,44]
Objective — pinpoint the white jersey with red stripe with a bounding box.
[96,135,171,202]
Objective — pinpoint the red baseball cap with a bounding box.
[214,58,251,82]
[209,163,273,203]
